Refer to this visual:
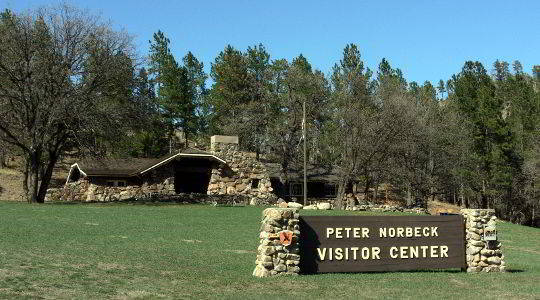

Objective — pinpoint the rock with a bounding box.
[487,256,501,265]
[287,202,303,209]
[467,246,483,255]
[249,198,259,206]
[235,183,247,192]
[286,260,299,266]
[471,240,484,247]
[304,205,318,210]
[277,202,289,208]
[480,249,494,256]
[276,198,286,204]
[317,202,331,210]
[287,266,300,273]
[468,232,481,240]
[467,267,482,273]
[253,266,270,277]
[274,264,287,272]
[286,254,300,260]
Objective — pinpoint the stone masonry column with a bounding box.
[253,208,301,277]
[461,209,506,272]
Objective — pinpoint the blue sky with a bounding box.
[4,1,539,86]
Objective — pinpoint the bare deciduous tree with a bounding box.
[0,5,137,202]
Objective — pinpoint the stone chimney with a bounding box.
[210,135,239,158]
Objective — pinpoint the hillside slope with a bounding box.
[0,157,71,201]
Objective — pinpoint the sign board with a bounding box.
[299,215,465,273]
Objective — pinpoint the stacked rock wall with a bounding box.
[46,176,176,202]
[462,209,506,272]
[46,164,176,202]
[208,136,277,205]
[253,208,301,277]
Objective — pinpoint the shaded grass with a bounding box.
[0,201,538,299]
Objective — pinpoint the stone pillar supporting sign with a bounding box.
[461,209,506,272]
[253,208,300,277]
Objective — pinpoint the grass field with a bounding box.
[0,202,538,299]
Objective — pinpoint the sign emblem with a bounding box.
[279,231,293,246]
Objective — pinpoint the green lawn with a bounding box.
[0,202,538,299]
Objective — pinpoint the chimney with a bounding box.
[210,135,239,154]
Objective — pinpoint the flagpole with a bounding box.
[303,99,307,206]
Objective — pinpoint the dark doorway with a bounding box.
[173,158,212,194]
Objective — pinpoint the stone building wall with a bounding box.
[462,209,506,272]
[253,208,301,277]
[46,135,278,204]
[208,135,277,205]
[46,165,176,202]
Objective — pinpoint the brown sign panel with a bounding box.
[299,215,465,273]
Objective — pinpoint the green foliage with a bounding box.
[447,60,540,224]
[148,31,206,145]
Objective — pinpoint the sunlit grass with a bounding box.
[0,202,538,299]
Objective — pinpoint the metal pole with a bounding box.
[303,100,307,206]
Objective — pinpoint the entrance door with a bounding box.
[173,159,212,194]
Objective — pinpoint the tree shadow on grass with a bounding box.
[505,269,524,273]
[301,268,524,275]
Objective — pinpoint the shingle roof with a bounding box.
[73,148,224,178]
[264,163,341,182]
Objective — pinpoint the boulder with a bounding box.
[287,202,303,209]
[277,202,289,208]
[317,202,331,210]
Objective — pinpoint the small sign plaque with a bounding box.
[483,226,497,241]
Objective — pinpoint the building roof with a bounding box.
[264,163,341,182]
[68,148,226,179]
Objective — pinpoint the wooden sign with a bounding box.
[279,231,293,246]
[299,215,465,273]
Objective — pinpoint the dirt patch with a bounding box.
[181,239,202,243]
[428,200,461,215]
[0,155,74,201]
[223,249,255,254]
[0,168,24,201]
[97,263,128,271]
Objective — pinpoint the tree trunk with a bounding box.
[25,151,42,203]
[335,175,349,210]
[37,153,59,203]
[374,182,378,202]
[406,182,413,207]
[364,176,371,202]
[0,149,5,168]
[459,183,465,208]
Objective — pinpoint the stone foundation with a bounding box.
[45,176,176,202]
[462,209,506,272]
[253,208,301,277]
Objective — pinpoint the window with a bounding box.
[289,183,303,196]
[251,179,260,189]
[324,183,337,197]
[107,181,115,187]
